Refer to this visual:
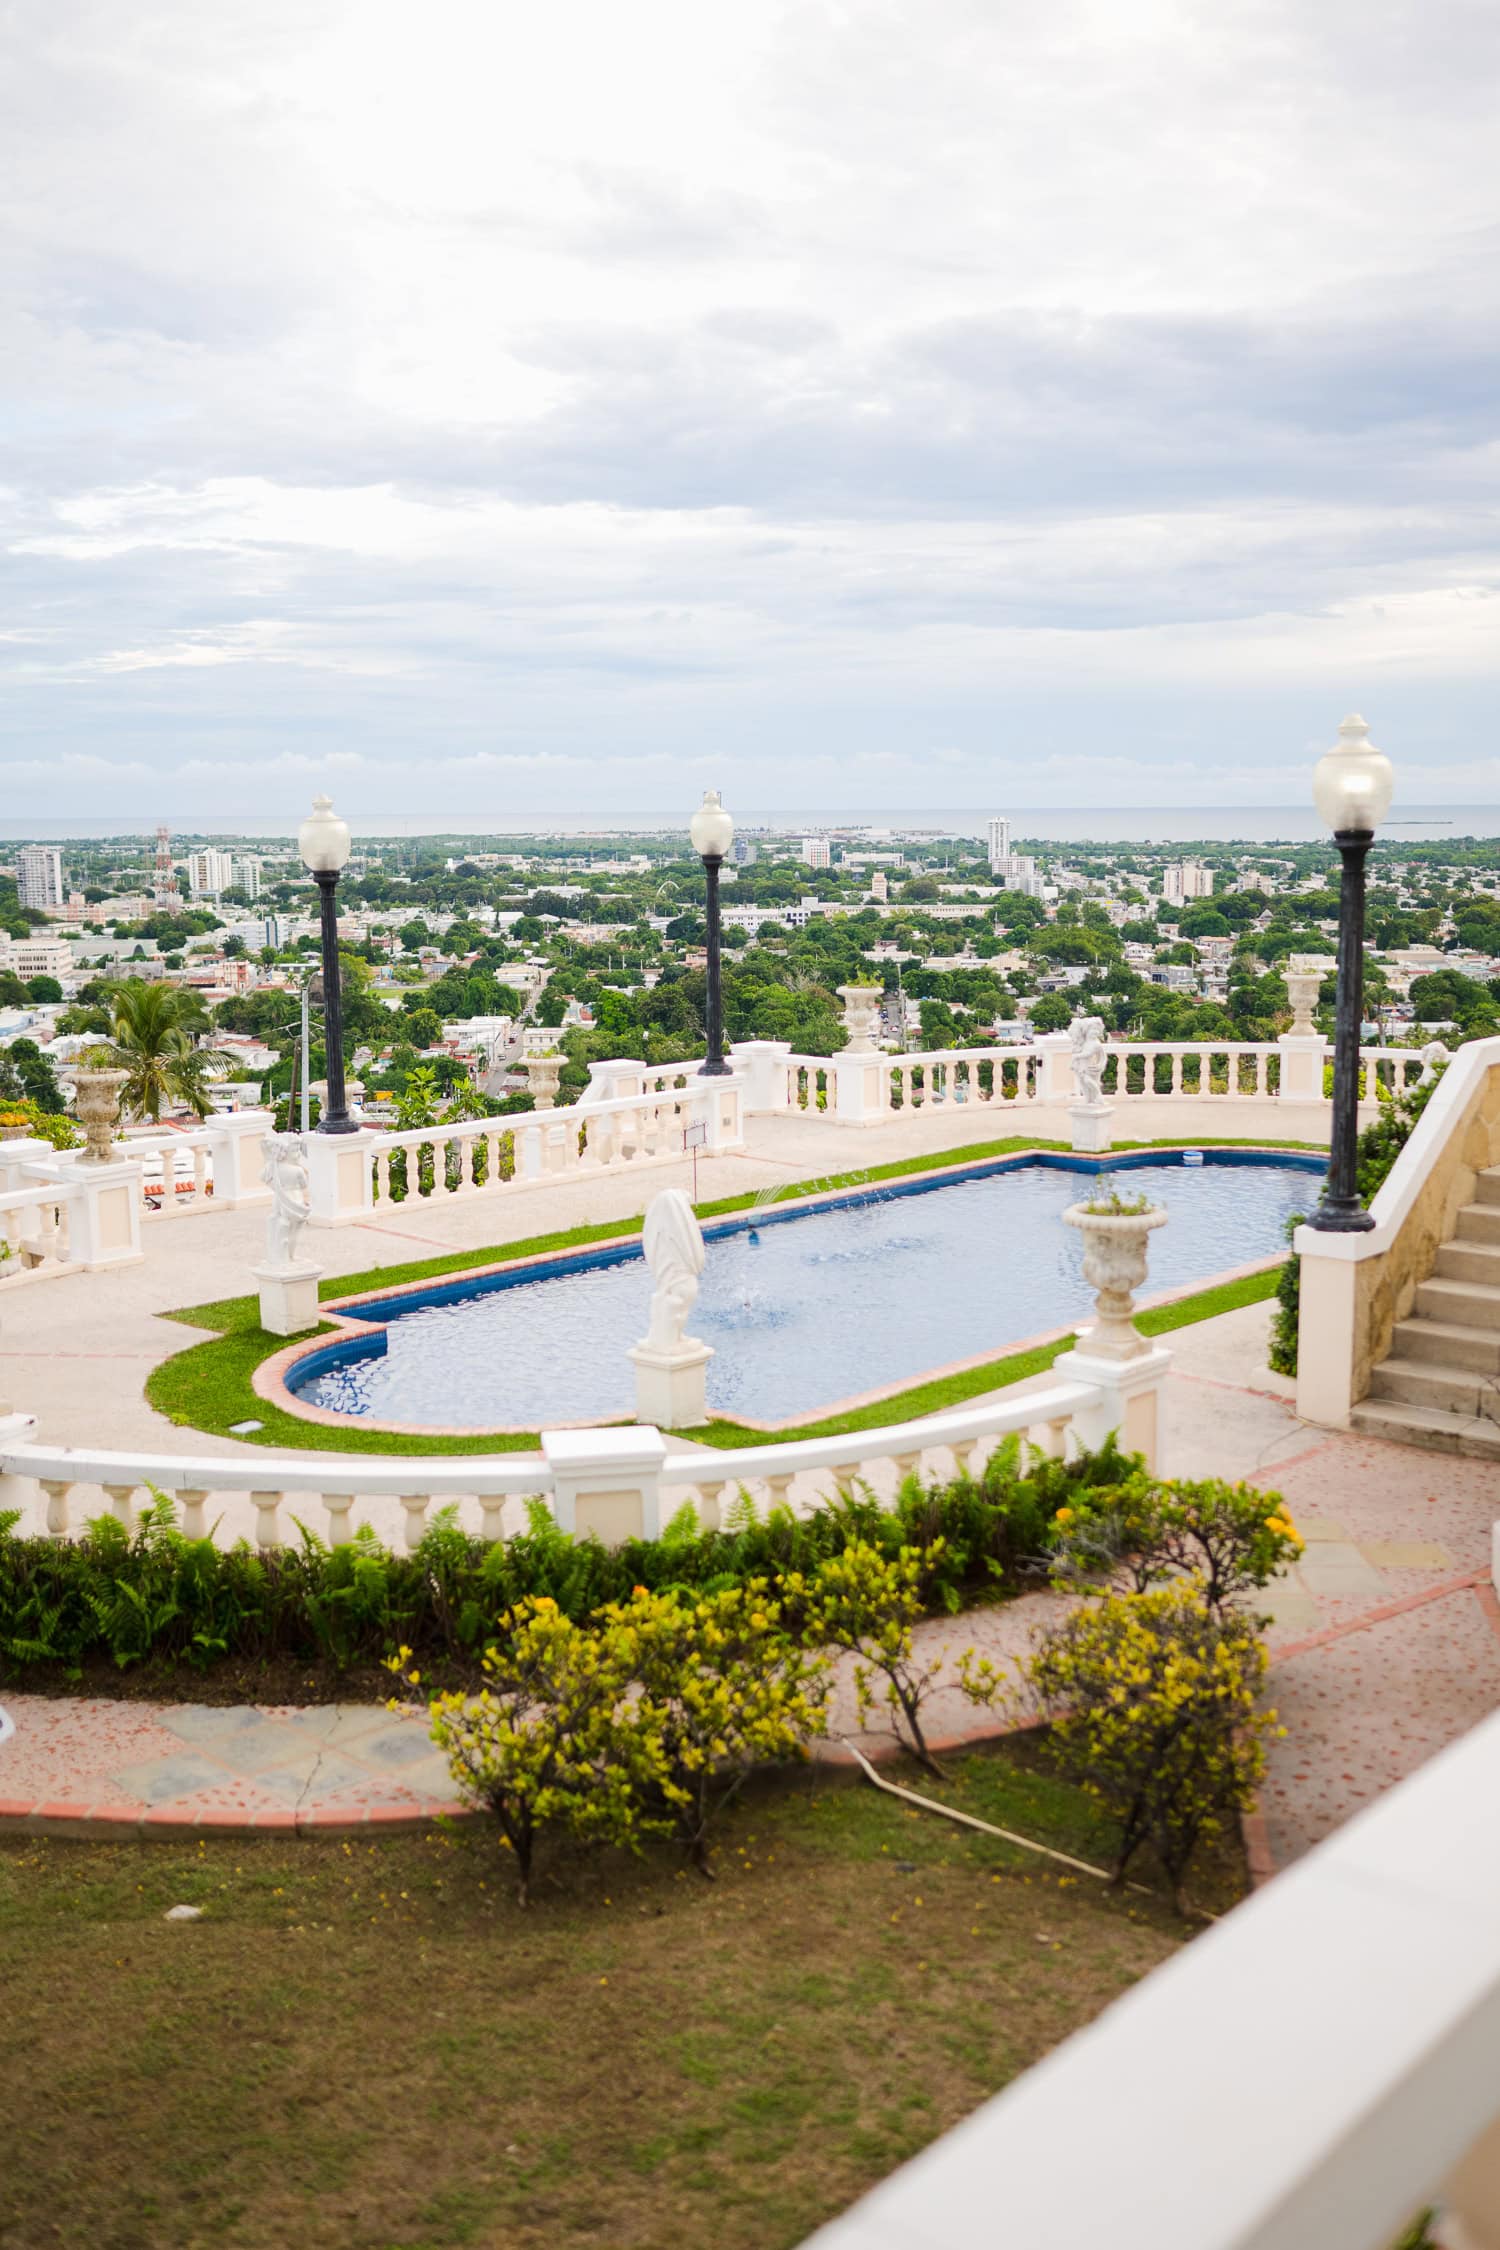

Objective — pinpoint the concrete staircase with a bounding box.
[1352,1166,1500,1457]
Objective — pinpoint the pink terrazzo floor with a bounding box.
[3,1390,1499,1861]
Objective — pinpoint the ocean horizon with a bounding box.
[2,804,1498,846]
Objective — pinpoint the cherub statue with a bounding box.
[1068,1015,1107,1109]
[261,1131,311,1269]
[641,1188,706,1353]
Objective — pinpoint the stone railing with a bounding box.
[1296,1033,1500,1426]
[0,1179,79,1283]
[305,1078,745,1225]
[0,1371,1126,1550]
[738,1033,1443,1133]
[799,1698,1500,2250]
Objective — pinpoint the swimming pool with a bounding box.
[285,1149,1322,1431]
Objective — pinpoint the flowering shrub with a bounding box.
[1024,1584,1277,1909]
[393,1582,832,1895]
[387,1600,657,1903]
[1046,1473,1303,1616]
[782,1540,948,1773]
[599,1582,831,1868]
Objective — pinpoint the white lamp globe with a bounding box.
[1312,714,1394,836]
[689,788,735,861]
[299,793,352,874]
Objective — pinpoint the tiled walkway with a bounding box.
[3,1306,1498,1861]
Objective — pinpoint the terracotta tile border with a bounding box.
[1265,1570,1488,1666]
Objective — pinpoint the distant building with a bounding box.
[17,845,63,911]
[235,857,262,901]
[0,932,72,980]
[800,837,831,871]
[870,871,889,903]
[987,816,1012,875]
[733,838,758,866]
[187,848,236,899]
[1162,861,1214,907]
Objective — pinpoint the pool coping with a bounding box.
[253,1144,1320,1441]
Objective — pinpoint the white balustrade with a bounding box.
[0,1374,1113,1553]
[321,1077,744,1225]
[753,1037,1444,1127]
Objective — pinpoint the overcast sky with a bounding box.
[3,0,1498,822]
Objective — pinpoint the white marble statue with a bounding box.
[1069,1015,1107,1110]
[641,1188,706,1354]
[261,1132,311,1270]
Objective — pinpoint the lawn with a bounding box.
[0,1743,1241,2250]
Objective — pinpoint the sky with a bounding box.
[3,0,1499,822]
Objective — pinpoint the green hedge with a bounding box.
[0,1435,1134,1681]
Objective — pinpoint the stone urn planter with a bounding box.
[1062,1198,1168,1360]
[0,1114,29,1144]
[72,1066,130,1164]
[838,984,885,1055]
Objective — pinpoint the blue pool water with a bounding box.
[290,1151,1322,1430]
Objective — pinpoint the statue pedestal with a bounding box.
[1069,1101,1114,1154]
[252,1262,323,1338]
[628,1338,713,1430]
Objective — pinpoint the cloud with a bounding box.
[1,0,1498,815]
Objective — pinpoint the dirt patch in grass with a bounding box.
[0,1744,1241,2250]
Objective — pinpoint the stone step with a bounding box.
[1433,1238,1500,1287]
[1349,1396,1500,1460]
[1393,1315,1500,1374]
[1455,1202,1500,1247]
[1414,1276,1500,1332]
[1367,1357,1500,1416]
[1474,1168,1500,1209]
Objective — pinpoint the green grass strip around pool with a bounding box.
[146,1133,1299,1455]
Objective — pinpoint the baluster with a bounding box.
[831,1460,860,1500]
[1255,1051,1268,1096]
[401,1492,431,1550]
[1171,1049,1184,1095]
[695,1478,726,1532]
[891,1450,922,1486]
[764,1472,794,1514]
[178,1487,210,1540]
[192,1146,208,1205]
[1047,1414,1073,1461]
[951,1439,979,1478]
[40,1478,73,1537]
[322,1491,355,1546]
[102,1482,137,1531]
[251,1489,284,1547]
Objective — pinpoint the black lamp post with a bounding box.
[1307,715,1393,1231]
[297,793,359,1135]
[689,789,735,1077]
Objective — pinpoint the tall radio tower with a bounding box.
[152,822,181,908]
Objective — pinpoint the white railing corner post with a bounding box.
[304,1129,373,1226]
[729,1040,793,1114]
[541,1426,667,1546]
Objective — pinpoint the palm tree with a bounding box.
[101,980,230,1121]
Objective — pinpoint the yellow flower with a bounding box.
[1054,1507,1074,1524]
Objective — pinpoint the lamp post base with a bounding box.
[697,1057,731,1077]
[1307,1198,1376,1234]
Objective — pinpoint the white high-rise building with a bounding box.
[1162,860,1215,907]
[17,845,63,911]
[801,837,831,870]
[187,848,236,898]
[235,856,262,900]
[987,816,1012,874]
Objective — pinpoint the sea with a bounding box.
[2,805,1498,845]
